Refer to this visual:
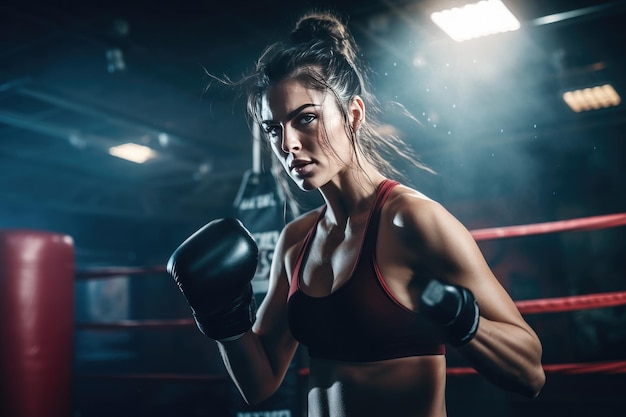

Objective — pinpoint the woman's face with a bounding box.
[260,77,360,191]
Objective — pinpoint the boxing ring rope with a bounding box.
[73,290,626,330]
[469,212,626,241]
[76,265,167,279]
[72,359,626,381]
[516,291,626,315]
[71,211,626,282]
[2,212,626,416]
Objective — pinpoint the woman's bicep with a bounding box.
[406,201,527,326]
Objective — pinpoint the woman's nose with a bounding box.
[281,128,301,153]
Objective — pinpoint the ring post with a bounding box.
[0,230,75,417]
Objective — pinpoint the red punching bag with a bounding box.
[0,230,75,417]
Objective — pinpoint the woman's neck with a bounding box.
[319,166,386,227]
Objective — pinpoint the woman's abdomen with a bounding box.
[307,355,447,417]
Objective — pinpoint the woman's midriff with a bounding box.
[307,355,447,417]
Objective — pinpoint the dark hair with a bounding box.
[215,10,433,209]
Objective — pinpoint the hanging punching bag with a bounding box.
[0,230,75,417]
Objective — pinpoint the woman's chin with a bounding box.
[294,177,321,192]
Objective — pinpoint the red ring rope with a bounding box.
[446,360,626,376]
[76,265,166,279]
[74,290,626,330]
[470,213,626,241]
[75,318,194,330]
[516,291,626,314]
[74,373,228,382]
[74,213,626,280]
[74,359,626,382]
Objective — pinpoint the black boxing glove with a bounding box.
[420,279,479,346]
[167,218,259,341]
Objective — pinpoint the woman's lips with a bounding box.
[290,160,313,176]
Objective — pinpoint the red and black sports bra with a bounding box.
[287,179,445,362]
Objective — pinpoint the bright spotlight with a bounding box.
[431,0,521,42]
[108,143,157,163]
[562,84,621,113]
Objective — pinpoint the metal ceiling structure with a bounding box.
[1,0,625,222]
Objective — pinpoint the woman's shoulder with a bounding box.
[383,183,462,244]
[278,206,324,248]
[386,183,443,217]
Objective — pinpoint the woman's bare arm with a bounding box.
[217,222,302,404]
[392,194,545,398]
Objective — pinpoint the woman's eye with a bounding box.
[299,114,316,125]
[263,124,281,139]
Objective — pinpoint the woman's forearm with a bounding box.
[217,331,285,405]
[459,317,545,398]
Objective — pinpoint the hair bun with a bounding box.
[290,11,357,63]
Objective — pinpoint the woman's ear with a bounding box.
[349,96,365,132]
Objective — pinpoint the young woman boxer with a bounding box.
[168,10,545,417]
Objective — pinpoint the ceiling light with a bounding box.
[108,143,157,163]
[562,84,621,113]
[430,0,521,42]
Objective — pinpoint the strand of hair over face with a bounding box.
[293,11,434,177]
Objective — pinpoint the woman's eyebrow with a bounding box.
[262,103,319,125]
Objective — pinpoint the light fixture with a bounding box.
[562,84,621,113]
[108,143,157,163]
[430,0,521,42]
